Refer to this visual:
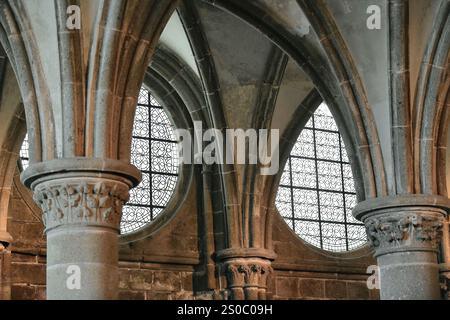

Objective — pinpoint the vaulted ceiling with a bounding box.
[0,0,448,198]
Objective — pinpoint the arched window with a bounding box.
[122,87,179,234]
[275,103,366,252]
[19,87,179,235]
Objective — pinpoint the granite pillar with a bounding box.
[354,195,450,300]
[21,159,140,300]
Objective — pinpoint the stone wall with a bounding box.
[269,213,379,300]
[119,262,195,300]
[4,167,379,300]
[7,173,46,300]
[272,271,379,300]
[10,253,46,300]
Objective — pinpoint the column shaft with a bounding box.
[378,251,441,299]
[47,226,119,299]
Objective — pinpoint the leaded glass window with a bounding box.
[121,87,179,234]
[275,103,366,252]
[19,87,179,235]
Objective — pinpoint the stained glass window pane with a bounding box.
[275,102,366,252]
[19,87,179,235]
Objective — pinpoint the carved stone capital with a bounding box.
[217,248,275,300]
[33,177,130,232]
[365,211,444,253]
[20,158,140,233]
[224,258,273,290]
[353,195,449,257]
[226,263,247,288]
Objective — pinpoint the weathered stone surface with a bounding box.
[11,285,37,300]
[299,279,325,299]
[118,290,145,300]
[275,277,299,298]
[346,281,371,300]
[325,280,347,299]
[153,271,182,292]
[11,262,45,285]
[181,272,194,292]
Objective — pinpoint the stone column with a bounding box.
[22,159,140,300]
[217,249,275,300]
[354,195,450,300]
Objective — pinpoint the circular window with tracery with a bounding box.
[275,103,367,252]
[19,86,179,235]
[121,87,179,234]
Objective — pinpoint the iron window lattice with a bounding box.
[275,103,367,252]
[122,87,179,234]
[19,87,179,235]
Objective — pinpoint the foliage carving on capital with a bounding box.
[365,213,444,250]
[226,264,247,288]
[33,180,130,231]
[225,261,273,289]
